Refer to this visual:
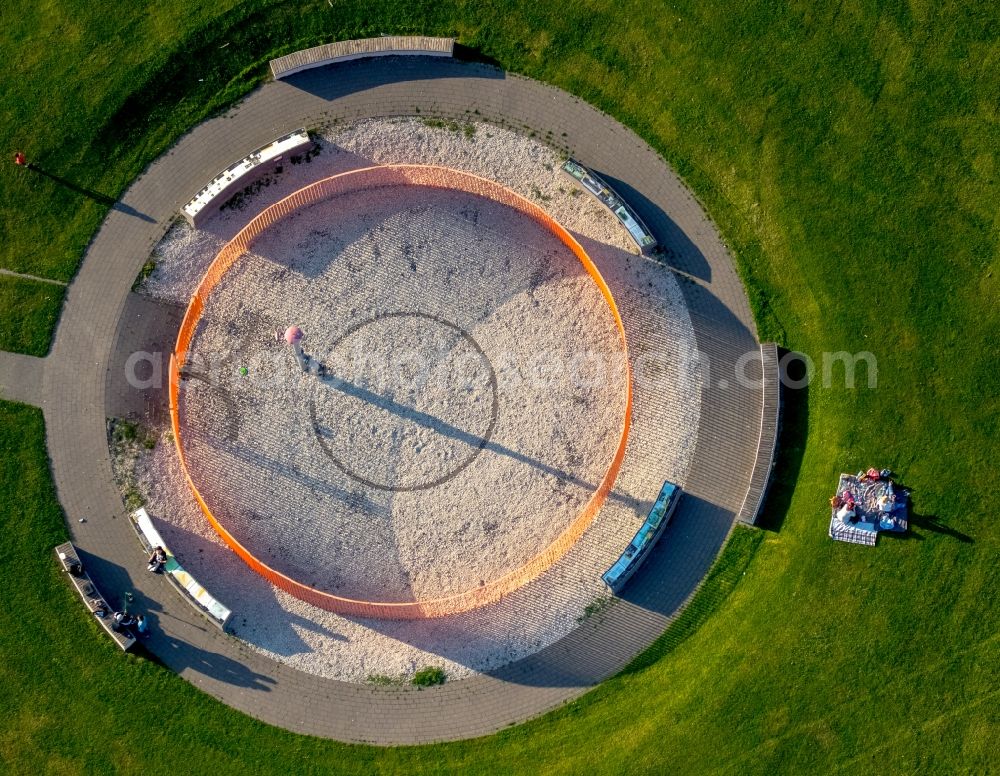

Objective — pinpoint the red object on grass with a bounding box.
[14,152,27,166]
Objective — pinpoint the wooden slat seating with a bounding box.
[129,508,233,631]
[54,542,136,651]
[737,342,782,524]
[269,36,455,80]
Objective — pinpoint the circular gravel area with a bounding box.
[180,183,627,603]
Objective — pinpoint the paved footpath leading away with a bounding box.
[9,57,762,744]
[0,351,46,406]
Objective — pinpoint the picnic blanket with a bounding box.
[833,473,909,533]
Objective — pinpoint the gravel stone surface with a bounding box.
[182,184,627,602]
[127,118,701,683]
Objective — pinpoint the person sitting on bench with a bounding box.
[147,546,167,573]
[112,611,136,631]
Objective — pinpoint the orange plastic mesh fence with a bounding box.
[171,165,632,619]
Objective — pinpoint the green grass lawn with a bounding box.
[1,0,998,772]
[0,275,64,356]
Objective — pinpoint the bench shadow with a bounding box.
[488,492,733,688]
[589,167,712,282]
[280,56,504,102]
[353,491,732,688]
[73,546,143,614]
[452,44,503,69]
[755,348,809,533]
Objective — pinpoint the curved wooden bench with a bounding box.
[736,342,782,524]
[269,36,454,80]
[55,542,136,651]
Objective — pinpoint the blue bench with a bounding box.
[561,159,657,254]
[603,481,681,593]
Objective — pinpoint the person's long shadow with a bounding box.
[893,509,973,544]
[312,370,643,511]
[25,164,155,222]
[147,632,278,691]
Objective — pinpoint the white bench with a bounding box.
[130,508,233,631]
[269,36,454,80]
[55,542,136,651]
[181,129,311,227]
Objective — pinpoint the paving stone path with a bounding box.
[0,57,761,744]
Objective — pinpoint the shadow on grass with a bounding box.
[25,165,155,222]
[453,43,503,69]
[881,506,974,544]
[909,511,974,543]
[756,347,809,533]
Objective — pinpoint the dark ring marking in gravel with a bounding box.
[308,311,500,492]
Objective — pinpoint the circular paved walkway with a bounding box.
[20,57,762,744]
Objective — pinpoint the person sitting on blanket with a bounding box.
[147,546,167,573]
